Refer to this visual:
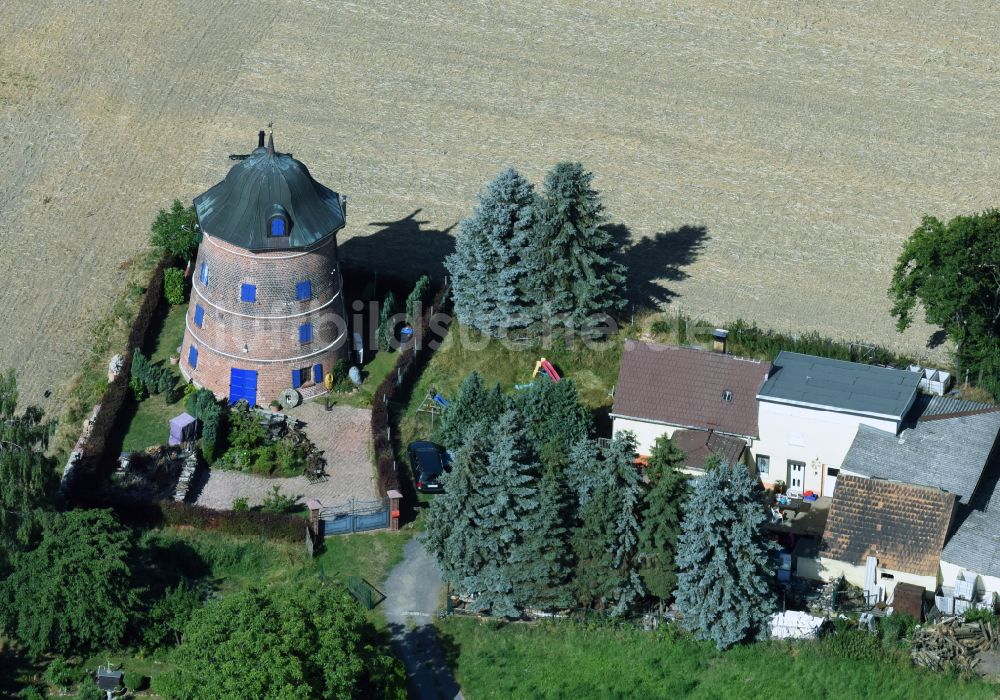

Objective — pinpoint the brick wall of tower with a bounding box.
[180,232,349,405]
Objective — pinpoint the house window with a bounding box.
[188,345,199,369]
[788,460,805,490]
[296,280,312,301]
[240,283,256,303]
[299,322,313,344]
[193,304,204,328]
[291,367,310,388]
[313,363,323,384]
[756,454,770,476]
[199,262,209,286]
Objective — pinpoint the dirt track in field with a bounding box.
[3,1,999,405]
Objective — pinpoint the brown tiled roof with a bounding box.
[611,341,770,438]
[670,429,746,470]
[820,475,956,576]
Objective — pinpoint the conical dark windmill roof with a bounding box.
[194,137,345,251]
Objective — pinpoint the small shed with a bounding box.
[169,412,199,446]
[97,667,124,692]
[892,582,926,621]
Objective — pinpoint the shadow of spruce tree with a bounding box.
[339,209,457,282]
[604,223,710,311]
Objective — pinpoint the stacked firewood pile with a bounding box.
[173,447,199,502]
[911,617,999,673]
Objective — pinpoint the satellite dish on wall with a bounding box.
[282,388,302,408]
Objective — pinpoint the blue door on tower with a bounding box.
[229,368,258,406]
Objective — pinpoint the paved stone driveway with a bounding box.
[193,403,378,510]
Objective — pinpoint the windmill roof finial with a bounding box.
[266,124,274,155]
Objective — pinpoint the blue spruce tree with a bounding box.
[423,423,492,591]
[674,460,777,649]
[436,371,507,452]
[445,168,538,336]
[525,162,626,337]
[515,377,592,473]
[571,432,644,615]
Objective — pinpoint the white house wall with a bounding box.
[612,416,684,456]
[754,400,897,493]
[798,556,936,597]
[940,559,1000,604]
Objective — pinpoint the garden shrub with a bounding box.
[232,497,249,512]
[130,348,174,399]
[163,266,185,305]
[405,274,432,323]
[964,607,998,625]
[43,657,79,691]
[186,388,224,462]
[151,501,304,543]
[261,485,302,514]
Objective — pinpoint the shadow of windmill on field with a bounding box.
[604,223,710,311]
[339,209,457,282]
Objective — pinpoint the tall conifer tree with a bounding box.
[638,435,689,603]
[525,163,626,336]
[571,432,644,615]
[445,168,537,336]
[674,460,776,649]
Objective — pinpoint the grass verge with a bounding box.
[438,618,999,700]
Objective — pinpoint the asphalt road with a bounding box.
[383,537,464,700]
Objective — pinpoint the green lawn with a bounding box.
[439,619,999,700]
[118,304,189,452]
[399,320,631,449]
[313,347,400,409]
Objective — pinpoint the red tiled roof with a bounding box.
[820,475,956,577]
[669,429,746,470]
[611,341,770,438]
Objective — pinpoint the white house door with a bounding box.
[823,467,840,498]
[788,461,805,495]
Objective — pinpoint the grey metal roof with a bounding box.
[841,409,1000,504]
[941,465,1000,578]
[194,138,345,251]
[913,394,1000,420]
[757,351,920,420]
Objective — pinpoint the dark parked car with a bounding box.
[408,441,447,493]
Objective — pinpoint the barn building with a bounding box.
[179,130,349,406]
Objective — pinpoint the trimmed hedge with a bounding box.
[113,499,305,543]
[371,285,451,496]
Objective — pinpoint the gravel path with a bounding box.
[192,404,377,510]
[383,538,464,700]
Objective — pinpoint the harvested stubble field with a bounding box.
[3,1,999,406]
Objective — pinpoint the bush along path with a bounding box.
[383,537,464,700]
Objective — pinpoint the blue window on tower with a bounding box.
[240,283,256,303]
[296,280,312,301]
[199,262,209,285]
[194,304,204,328]
[299,322,313,344]
[291,367,309,388]
[270,217,287,237]
[313,363,323,383]
[188,345,199,369]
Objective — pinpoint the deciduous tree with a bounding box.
[674,460,776,649]
[0,509,138,657]
[150,199,200,262]
[0,370,56,563]
[155,580,405,699]
[889,211,1000,393]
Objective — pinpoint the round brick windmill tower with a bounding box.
[179,130,349,406]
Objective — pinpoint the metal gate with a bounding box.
[320,497,389,536]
